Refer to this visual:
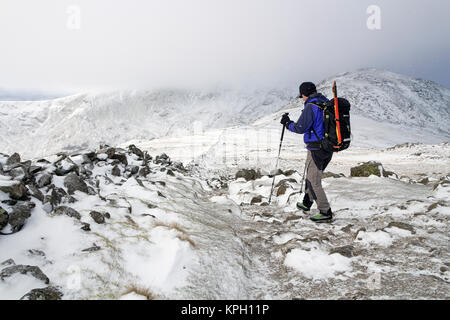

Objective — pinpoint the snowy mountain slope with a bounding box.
[0,89,293,159]
[315,68,450,135]
[1,68,449,161]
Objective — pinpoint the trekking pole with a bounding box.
[299,159,307,194]
[268,113,289,204]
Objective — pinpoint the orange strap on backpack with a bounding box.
[333,81,342,147]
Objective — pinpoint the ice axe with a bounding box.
[268,112,289,204]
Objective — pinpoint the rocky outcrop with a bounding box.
[235,169,261,181]
[64,173,89,195]
[21,286,63,300]
[350,161,396,178]
[0,264,49,284]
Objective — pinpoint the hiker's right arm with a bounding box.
[288,104,314,134]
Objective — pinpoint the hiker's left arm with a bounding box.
[288,104,314,134]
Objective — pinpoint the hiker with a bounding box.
[280,82,333,223]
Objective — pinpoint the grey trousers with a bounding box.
[305,150,330,213]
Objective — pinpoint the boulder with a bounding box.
[128,145,144,159]
[0,265,49,284]
[111,153,128,166]
[90,211,105,224]
[0,181,28,200]
[0,207,8,230]
[8,205,32,232]
[251,195,263,204]
[235,169,261,181]
[6,153,21,166]
[64,173,89,195]
[350,161,396,178]
[53,206,81,220]
[21,286,63,300]
[37,174,53,188]
[329,245,357,258]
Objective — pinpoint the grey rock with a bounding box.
[53,206,81,220]
[235,169,262,181]
[0,265,49,284]
[0,207,8,230]
[28,166,43,175]
[330,245,356,258]
[1,259,15,266]
[251,195,263,204]
[55,165,78,176]
[128,145,144,159]
[21,286,63,300]
[0,181,28,200]
[6,153,21,166]
[50,187,67,208]
[28,249,46,257]
[112,165,121,177]
[350,161,396,178]
[9,205,32,232]
[111,153,128,166]
[90,211,105,224]
[126,165,139,175]
[323,171,345,179]
[87,186,97,196]
[82,243,101,252]
[64,173,89,195]
[28,184,45,202]
[167,169,175,176]
[386,221,416,234]
[81,223,91,231]
[139,166,151,177]
[37,174,53,188]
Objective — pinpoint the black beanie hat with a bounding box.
[299,82,317,97]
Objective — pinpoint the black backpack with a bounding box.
[310,81,351,153]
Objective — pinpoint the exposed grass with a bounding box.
[152,221,196,248]
[122,285,156,300]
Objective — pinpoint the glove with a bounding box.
[280,114,293,128]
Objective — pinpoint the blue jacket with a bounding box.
[288,93,329,150]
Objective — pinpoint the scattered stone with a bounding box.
[350,161,396,178]
[440,266,449,273]
[386,221,416,234]
[157,191,166,198]
[260,202,269,207]
[139,167,151,177]
[53,206,81,220]
[0,181,28,200]
[81,223,91,231]
[167,169,175,176]
[111,153,128,166]
[127,165,139,175]
[1,200,17,206]
[276,179,297,188]
[27,184,44,202]
[49,187,67,208]
[6,153,21,166]
[323,172,345,179]
[0,265,49,284]
[21,286,63,300]
[0,207,8,230]
[8,205,32,232]
[64,173,89,195]
[330,245,356,258]
[128,145,144,159]
[283,170,296,176]
[37,174,53,188]
[147,203,157,209]
[111,165,122,177]
[82,243,101,252]
[418,177,429,185]
[277,184,287,196]
[251,195,263,204]
[341,224,353,233]
[235,169,261,181]
[28,249,46,257]
[87,186,97,196]
[90,211,105,224]
[1,259,15,266]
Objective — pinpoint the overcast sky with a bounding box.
[0,0,449,94]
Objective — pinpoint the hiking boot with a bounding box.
[296,202,311,212]
[310,208,333,223]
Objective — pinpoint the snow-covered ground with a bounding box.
[0,69,449,300]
